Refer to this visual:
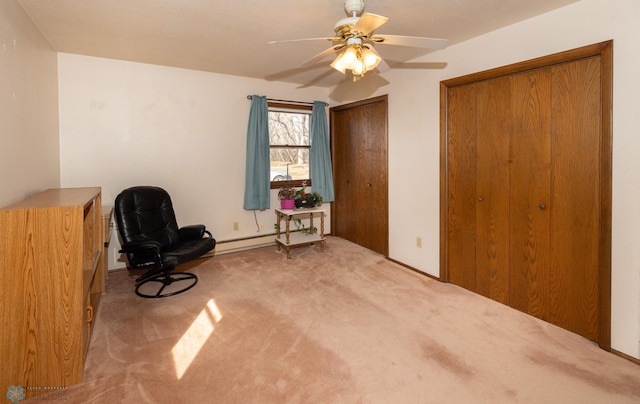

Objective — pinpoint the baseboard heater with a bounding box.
[213,233,277,255]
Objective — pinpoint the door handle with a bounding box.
[539,204,546,210]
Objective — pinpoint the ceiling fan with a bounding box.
[269,0,448,82]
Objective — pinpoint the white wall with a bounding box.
[0,0,59,207]
[329,0,640,359]
[58,54,330,256]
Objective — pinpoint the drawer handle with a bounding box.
[86,306,94,323]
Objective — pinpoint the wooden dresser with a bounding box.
[0,187,104,399]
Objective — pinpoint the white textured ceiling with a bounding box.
[18,0,579,87]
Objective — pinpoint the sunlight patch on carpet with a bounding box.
[172,299,222,379]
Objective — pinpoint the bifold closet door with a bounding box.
[445,56,602,342]
[330,96,389,256]
[445,82,478,292]
[508,68,553,319]
[446,78,511,303]
[510,58,601,340]
[548,57,601,340]
[474,77,511,304]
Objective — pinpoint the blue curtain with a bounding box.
[310,101,335,202]
[243,95,270,210]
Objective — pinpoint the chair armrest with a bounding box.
[179,225,207,240]
[119,240,161,255]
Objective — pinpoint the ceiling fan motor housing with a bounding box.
[334,17,359,37]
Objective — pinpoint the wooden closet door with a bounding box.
[446,78,511,302]
[548,57,601,340]
[442,42,611,345]
[475,77,511,303]
[509,59,601,339]
[330,96,389,256]
[445,83,478,291]
[509,68,552,319]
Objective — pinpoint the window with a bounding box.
[268,102,312,189]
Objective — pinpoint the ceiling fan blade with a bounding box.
[268,37,342,45]
[353,13,389,36]
[301,44,346,66]
[371,34,448,50]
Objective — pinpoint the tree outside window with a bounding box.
[269,104,312,188]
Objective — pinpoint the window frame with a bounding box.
[268,101,312,189]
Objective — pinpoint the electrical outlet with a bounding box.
[416,237,423,248]
[233,222,239,231]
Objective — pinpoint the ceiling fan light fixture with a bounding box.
[331,45,356,73]
[362,47,381,70]
[331,44,382,80]
[353,59,365,75]
[330,54,347,73]
[342,46,358,67]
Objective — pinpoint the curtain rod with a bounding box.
[246,95,328,106]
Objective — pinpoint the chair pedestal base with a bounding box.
[135,271,198,298]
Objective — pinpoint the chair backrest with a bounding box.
[114,186,181,252]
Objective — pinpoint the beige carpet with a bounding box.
[30,236,640,403]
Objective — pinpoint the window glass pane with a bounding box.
[270,148,309,181]
[269,111,310,146]
[269,110,310,182]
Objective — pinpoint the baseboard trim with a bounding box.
[387,257,442,281]
[611,348,640,365]
[214,233,276,255]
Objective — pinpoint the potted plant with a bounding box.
[294,181,323,209]
[277,186,296,210]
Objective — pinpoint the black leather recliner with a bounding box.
[114,186,216,298]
